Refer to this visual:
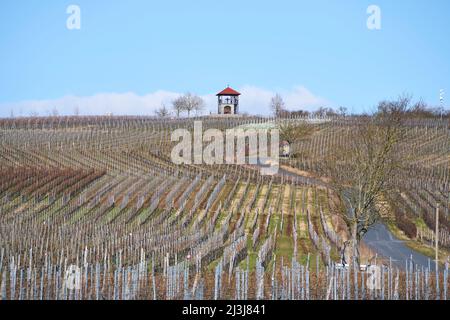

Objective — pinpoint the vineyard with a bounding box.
[0,115,449,300]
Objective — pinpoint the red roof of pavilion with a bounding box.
[216,87,241,96]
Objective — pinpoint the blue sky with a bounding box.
[0,0,449,116]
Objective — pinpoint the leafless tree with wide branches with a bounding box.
[155,103,170,118]
[172,93,204,117]
[270,94,287,117]
[324,96,411,265]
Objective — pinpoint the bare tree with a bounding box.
[182,93,204,117]
[74,106,80,116]
[290,109,310,117]
[172,93,204,117]
[193,97,205,115]
[325,96,410,265]
[313,107,336,117]
[270,94,286,117]
[277,120,315,157]
[29,111,39,117]
[408,98,442,118]
[155,103,170,118]
[10,109,14,118]
[278,121,314,145]
[172,96,184,117]
[338,106,348,117]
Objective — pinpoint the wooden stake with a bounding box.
[435,204,439,272]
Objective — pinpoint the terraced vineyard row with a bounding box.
[0,116,448,299]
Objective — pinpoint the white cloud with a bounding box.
[209,85,330,116]
[0,85,331,117]
[0,91,181,117]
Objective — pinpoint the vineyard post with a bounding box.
[444,260,448,300]
[435,204,439,299]
[353,263,358,300]
[435,204,439,267]
[1,271,6,300]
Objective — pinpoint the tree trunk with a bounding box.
[351,222,361,267]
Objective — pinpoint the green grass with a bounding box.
[275,235,293,260]
[238,252,257,270]
[414,217,428,230]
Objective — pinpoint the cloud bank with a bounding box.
[0,86,330,117]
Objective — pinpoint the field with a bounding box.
[0,116,449,300]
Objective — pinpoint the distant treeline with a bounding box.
[275,96,449,119]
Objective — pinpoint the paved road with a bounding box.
[364,223,436,270]
[270,166,437,270]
